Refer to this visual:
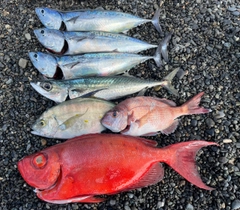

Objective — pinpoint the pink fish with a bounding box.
[101,92,210,136]
[18,134,218,204]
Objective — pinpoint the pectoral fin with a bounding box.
[66,16,79,23]
[59,110,88,130]
[62,61,80,69]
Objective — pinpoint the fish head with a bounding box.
[30,81,68,103]
[31,112,59,138]
[101,107,128,132]
[35,7,62,30]
[34,28,65,54]
[18,150,61,190]
[29,52,58,78]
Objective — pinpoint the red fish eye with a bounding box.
[32,153,47,169]
[112,110,118,117]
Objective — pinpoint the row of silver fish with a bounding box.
[29,34,171,79]
[31,6,171,79]
[30,7,181,139]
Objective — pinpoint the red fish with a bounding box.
[101,92,210,136]
[17,134,218,204]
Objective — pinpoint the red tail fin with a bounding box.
[163,141,218,190]
[182,92,211,115]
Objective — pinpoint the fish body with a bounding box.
[30,69,179,103]
[28,49,161,79]
[35,7,162,34]
[18,133,218,204]
[31,97,114,139]
[34,28,159,55]
[101,92,210,136]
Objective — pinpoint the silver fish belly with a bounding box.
[34,28,158,55]
[31,97,114,139]
[35,7,162,34]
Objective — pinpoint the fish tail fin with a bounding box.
[162,140,218,190]
[153,43,162,67]
[152,9,163,35]
[160,32,173,62]
[156,68,179,96]
[182,92,211,115]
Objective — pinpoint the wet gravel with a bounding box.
[0,0,240,209]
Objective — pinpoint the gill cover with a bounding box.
[34,28,65,54]
[18,151,60,190]
[35,8,63,30]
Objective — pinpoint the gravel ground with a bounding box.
[0,0,240,209]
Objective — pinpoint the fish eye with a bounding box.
[40,30,45,34]
[32,153,47,169]
[41,9,45,14]
[34,53,38,58]
[39,120,46,127]
[112,110,118,118]
[41,82,52,91]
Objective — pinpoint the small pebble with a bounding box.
[232,199,240,210]
[41,139,47,146]
[185,203,194,210]
[18,58,28,68]
[25,33,31,40]
[110,199,116,206]
[223,139,232,143]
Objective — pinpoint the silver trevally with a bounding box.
[34,28,164,55]
[35,7,162,34]
[30,69,179,103]
[29,33,172,79]
[31,97,114,139]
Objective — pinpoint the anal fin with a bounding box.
[162,119,179,135]
[125,163,164,191]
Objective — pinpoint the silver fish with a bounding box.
[34,28,166,55]
[35,7,162,34]
[28,45,165,79]
[31,97,114,139]
[30,69,179,103]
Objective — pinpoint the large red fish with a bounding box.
[18,134,218,204]
[101,92,210,136]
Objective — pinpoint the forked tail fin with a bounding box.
[162,141,219,190]
[182,92,211,115]
[155,68,179,96]
[151,9,163,35]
